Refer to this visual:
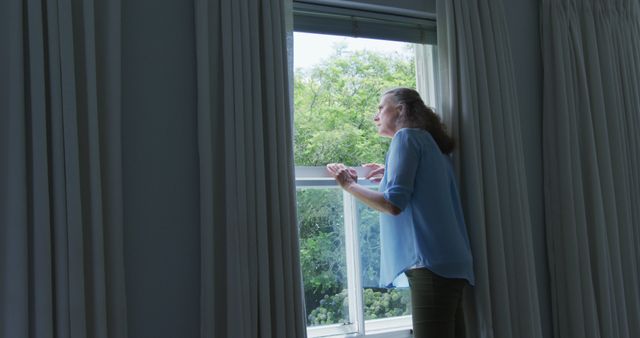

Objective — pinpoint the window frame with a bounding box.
[292,2,438,336]
[293,0,437,44]
[295,168,413,338]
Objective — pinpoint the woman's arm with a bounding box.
[326,163,401,216]
[345,182,401,215]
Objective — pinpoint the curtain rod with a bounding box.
[293,0,437,21]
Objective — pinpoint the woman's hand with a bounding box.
[363,163,385,183]
[327,163,400,215]
[326,163,358,190]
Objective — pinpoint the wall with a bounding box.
[122,0,200,337]
[503,1,552,337]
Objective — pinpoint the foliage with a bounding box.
[294,42,416,325]
[363,288,411,320]
[307,289,349,325]
[307,288,412,326]
[294,46,416,166]
[297,188,346,312]
[358,198,382,288]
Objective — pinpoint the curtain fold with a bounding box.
[436,1,545,337]
[195,0,306,337]
[1,0,127,338]
[541,1,640,337]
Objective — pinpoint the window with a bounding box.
[292,2,437,337]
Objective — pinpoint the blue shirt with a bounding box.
[379,128,475,287]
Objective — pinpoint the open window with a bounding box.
[292,1,437,336]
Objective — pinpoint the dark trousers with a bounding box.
[405,268,466,338]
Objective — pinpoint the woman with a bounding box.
[327,88,474,338]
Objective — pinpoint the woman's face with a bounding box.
[373,95,400,138]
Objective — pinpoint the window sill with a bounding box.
[308,316,413,338]
[308,328,412,338]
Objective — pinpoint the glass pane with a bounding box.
[293,32,416,167]
[357,195,412,320]
[293,31,434,330]
[297,187,350,326]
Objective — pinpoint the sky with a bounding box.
[293,32,412,70]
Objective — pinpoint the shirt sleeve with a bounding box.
[383,130,420,211]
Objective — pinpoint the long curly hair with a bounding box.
[383,87,455,154]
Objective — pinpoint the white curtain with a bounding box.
[435,1,544,337]
[415,45,438,108]
[541,1,640,337]
[0,0,127,337]
[194,0,306,337]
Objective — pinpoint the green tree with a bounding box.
[297,188,346,313]
[294,47,416,166]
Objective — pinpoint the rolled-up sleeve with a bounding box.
[383,130,419,211]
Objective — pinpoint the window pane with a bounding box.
[294,31,435,333]
[357,195,412,320]
[293,32,416,167]
[297,187,350,326]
